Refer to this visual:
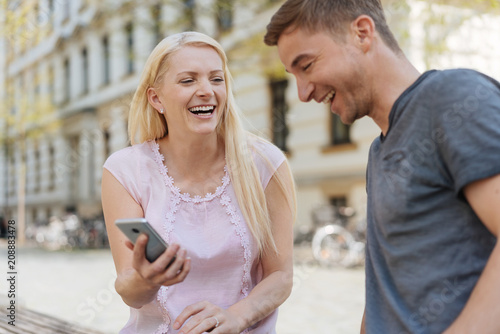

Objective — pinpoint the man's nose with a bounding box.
[297,78,313,103]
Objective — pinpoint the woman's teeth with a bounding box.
[322,90,335,104]
[188,106,215,116]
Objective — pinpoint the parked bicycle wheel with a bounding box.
[312,224,355,267]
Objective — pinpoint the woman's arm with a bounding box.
[360,308,366,334]
[173,161,295,333]
[101,168,191,309]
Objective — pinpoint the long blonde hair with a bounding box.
[128,32,296,255]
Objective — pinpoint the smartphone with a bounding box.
[115,218,169,263]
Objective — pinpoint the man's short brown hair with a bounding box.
[264,0,401,53]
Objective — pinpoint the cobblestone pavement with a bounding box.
[0,244,365,334]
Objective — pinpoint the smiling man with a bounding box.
[264,0,500,333]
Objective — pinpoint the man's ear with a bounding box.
[147,87,162,112]
[350,15,375,53]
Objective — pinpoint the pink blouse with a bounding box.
[104,138,286,334]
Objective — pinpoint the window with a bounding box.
[19,74,24,101]
[8,79,15,115]
[48,145,55,191]
[329,196,351,224]
[151,4,162,46]
[34,3,40,24]
[27,70,35,107]
[270,79,289,152]
[102,36,110,85]
[69,136,80,200]
[216,0,233,33]
[183,0,196,30]
[330,196,347,208]
[31,209,37,226]
[63,0,70,21]
[330,113,351,146]
[104,129,111,159]
[82,47,89,95]
[9,156,16,196]
[48,66,55,105]
[34,148,40,193]
[46,0,55,27]
[63,58,70,102]
[7,147,15,196]
[125,23,134,75]
[34,70,40,102]
[36,2,49,27]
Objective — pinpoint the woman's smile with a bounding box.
[151,45,227,137]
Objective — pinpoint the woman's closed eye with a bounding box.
[211,77,224,83]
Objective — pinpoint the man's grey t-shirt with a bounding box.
[365,69,499,334]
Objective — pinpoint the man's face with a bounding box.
[277,27,371,124]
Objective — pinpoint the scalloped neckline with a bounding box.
[149,140,230,203]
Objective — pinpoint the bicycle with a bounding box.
[310,205,366,268]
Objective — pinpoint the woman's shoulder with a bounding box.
[248,134,286,167]
[104,141,154,172]
[246,134,287,189]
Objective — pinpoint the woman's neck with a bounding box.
[157,133,225,182]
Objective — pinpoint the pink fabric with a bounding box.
[104,138,286,334]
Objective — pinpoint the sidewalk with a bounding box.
[0,244,365,334]
[278,245,365,334]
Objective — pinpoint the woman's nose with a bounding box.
[196,79,214,97]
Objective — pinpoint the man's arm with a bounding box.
[444,173,500,334]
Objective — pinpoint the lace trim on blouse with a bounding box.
[154,289,171,334]
[149,140,252,334]
[219,193,252,298]
[150,140,230,203]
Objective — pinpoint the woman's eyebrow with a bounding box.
[175,69,224,77]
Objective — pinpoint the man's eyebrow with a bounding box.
[291,54,311,70]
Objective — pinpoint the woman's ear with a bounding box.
[351,15,375,53]
[147,87,163,113]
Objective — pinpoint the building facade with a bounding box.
[1,0,500,238]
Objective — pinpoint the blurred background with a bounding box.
[0,0,499,333]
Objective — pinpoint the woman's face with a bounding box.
[151,45,227,139]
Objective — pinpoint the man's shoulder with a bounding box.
[405,69,500,118]
[423,68,499,91]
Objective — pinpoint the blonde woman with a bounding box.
[101,32,296,334]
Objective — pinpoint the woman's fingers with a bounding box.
[185,316,220,334]
[159,256,191,287]
[130,235,191,286]
[173,301,206,331]
[161,248,186,278]
[151,243,181,272]
[131,233,149,270]
[124,240,134,251]
[174,301,221,333]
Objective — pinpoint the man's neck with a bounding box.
[369,50,421,136]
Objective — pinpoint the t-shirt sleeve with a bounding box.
[430,70,500,195]
[251,138,287,189]
[103,146,142,205]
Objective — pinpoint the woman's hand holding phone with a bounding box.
[125,233,191,288]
